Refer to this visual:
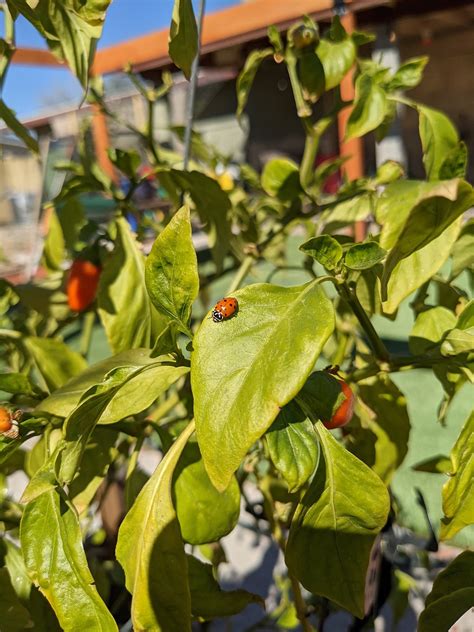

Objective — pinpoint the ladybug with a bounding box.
[212,297,238,322]
[0,406,22,440]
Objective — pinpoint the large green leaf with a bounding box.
[440,411,474,541]
[382,219,461,314]
[316,18,355,91]
[236,48,273,118]
[386,179,472,269]
[261,158,302,201]
[145,206,198,337]
[187,555,263,619]
[173,442,240,544]
[24,337,87,392]
[349,376,410,485]
[0,568,33,632]
[418,551,474,632]
[116,422,194,632]
[37,348,158,417]
[265,401,319,492]
[417,104,459,180]
[98,218,167,353]
[168,0,197,80]
[346,73,387,140]
[20,489,117,631]
[0,372,41,397]
[409,307,457,355]
[192,281,334,491]
[7,0,111,88]
[0,99,39,153]
[162,170,231,270]
[285,424,390,618]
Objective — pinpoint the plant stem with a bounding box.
[79,311,95,358]
[349,354,464,383]
[289,573,313,632]
[336,281,390,363]
[226,255,254,294]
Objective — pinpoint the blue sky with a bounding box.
[3,0,238,117]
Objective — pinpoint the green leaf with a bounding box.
[0,372,40,397]
[21,489,117,631]
[98,363,189,424]
[346,73,387,140]
[439,141,468,180]
[187,555,263,619]
[298,50,325,102]
[174,442,240,545]
[285,424,390,618]
[409,306,457,355]
[108,148,141,179]
[417,105,459,180]
[236,48,273,119]
[324,193,374,231]
[161,170,231,270]
[299,235,343,270]
[261,158,303,202]
[344,242,386,270]
[381,180,473,298]
[316,20,355,90]
[297,371,346,424]
[168,0,197,80]
[68,428,118,515]
[382,219,461,314]
[373,160,404,185]
[24,337,87,392]
[450,219,474,280]
[0,99,39,152]
[56,198,87,254]
[418,551,474,632]
[350,376,410,485]
[41,208,65,272]
[192,281,334,491]
[412,455,451,474]
[267,25,283,57]
[145,206,198,336]
[385,56,428,91]
[116,422,194,632]
[440,411,474,540]
[98,217,167,353]
[37,348,159,417]
[0,568,33,632]
[7,0,111,89]
[265,401,319,492]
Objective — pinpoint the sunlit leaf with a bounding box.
[286,424,390,618]
[316,17,355,91]
[192,282,334,491]
[346,73,387,140]
[0,99,39,153]
[299,235,342,270]
[385,56,428,92]
[24,337,87,393]
[145,206,198,336]
[236,48,273,119]
[262,158,302,201]
[344,242,386,270]
[440,411,474,541]
[416,104,459,180]
[116,422,194,631]
[409,307,457,355]
[21,489,117,631]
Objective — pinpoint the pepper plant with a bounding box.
[0,2,473,631]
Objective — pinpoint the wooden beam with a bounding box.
[11,47,63,67]
[91,103,117,183]
[337,11,366,242]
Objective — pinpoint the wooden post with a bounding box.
[337,10,366,242]
[91,101,117,183]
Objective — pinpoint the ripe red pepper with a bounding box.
[322,366,356,429]
[67,259,101,312]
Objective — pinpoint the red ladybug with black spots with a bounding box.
[212,297,238,322]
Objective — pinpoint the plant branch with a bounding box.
[349,354,465,383]
[226,255,255,294]
[336,281,390,363]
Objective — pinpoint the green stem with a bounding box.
[125,434,145,510]
[337,281,390,363]
[226,255,255,294]
[79,311,95,359]
[286,50,312,118]
[349,354,464,383]
[299,119,319,190]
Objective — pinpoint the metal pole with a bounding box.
[182,0,206,171]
